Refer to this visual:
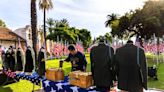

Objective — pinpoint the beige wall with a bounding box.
[0,40,26,50]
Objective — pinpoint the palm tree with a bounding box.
[46,18,54,35]
[105,13,118,27]
[60,18,69,27]
[104,33,112,43]
[31,0,37,64]
[39,0,53,49]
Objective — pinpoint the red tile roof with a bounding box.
[0,27,26,41]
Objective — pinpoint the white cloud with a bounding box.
[48,0,147,37]
[0,0,148,38]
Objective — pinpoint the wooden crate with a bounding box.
[45,68,64,81]
[69,71,93,88]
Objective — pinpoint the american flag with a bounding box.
[54,42,60,58]
[4,70,16,78]
[52,40,85,58]
[3,70,41,86]
[42,76,118,92]
[75,43,84,53]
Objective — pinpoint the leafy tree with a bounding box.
[60,18,69,28]
[77,29,92,48]
[104,33,112,43]
[96,33,112,43]
[106,0,164,53]
[107,0,164,41]
[46,18,54,35]
[46,18,92,48]
[0,19,6,27]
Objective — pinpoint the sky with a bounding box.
[0,0,147,38]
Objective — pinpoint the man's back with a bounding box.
[90,43,114,88]
[115,43,147,92]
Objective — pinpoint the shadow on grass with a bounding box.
[0,87,12,92]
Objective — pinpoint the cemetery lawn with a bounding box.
[0,53,164,92]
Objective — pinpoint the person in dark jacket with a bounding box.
[114,40,147,92]
[5,48,11,70]
[16,47,24,71]
[38,47,46,77]
[1,50,6,69]
[90,38,115,91]
[9,46,16,71]
[64,45,87,71]
[24,46,35,73]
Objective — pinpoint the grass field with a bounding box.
[0,53,164,92]
[146,53,164,90]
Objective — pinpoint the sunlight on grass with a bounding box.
[0,80,40,92]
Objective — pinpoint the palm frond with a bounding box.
[39,0,53,10]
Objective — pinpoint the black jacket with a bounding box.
[114,44,147,91]
[38,50,45,76]
[90,43,114,88]
[24,49,34,72]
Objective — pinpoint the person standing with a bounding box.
[38,47,46,77]
[1,50,6,69]
[5,48,11,70]
[9,46,16,71]
[0,45,2,68]
[114,40,147,92]
[63,45,87,71]
[90,38,115,91]
[24,46,35,73]
[16,47,24,71]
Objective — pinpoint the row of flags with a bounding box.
[0,37,163,56]
[142,43,164,53]
[87,42,123,53]
[87,39,164,54]
[15,36,85,58]
[46,40,84,58]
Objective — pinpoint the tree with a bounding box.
[46,18,92,48]
[96,33,112,44]
[0,19,6,27]
[107,0,164,53]
[104,33,112,43]
[31,0,37,70]
[39,0,53,50]
[77,29,92,48]
[108,1,164,39]
[46,18,54,35]
[60,18,69,27]
[105,13,118,27]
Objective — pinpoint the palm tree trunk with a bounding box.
[157,36,160,55]
[43,8,47,50]
[31,0,37,70]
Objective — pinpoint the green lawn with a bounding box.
[146,53,164,90]
[0,53,164,92]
